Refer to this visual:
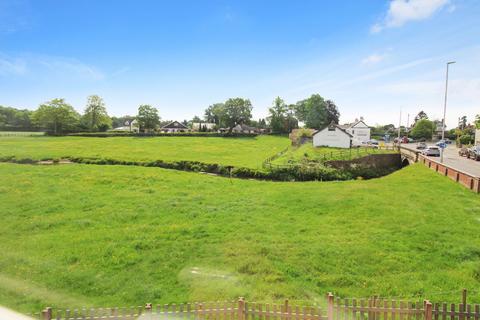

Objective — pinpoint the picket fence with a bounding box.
[34,293,480,320]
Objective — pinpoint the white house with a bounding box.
[312,123,353,148]
[160,121,189,133]
[111,119,139,133]
[475,129,480,145]
[338,118,371,145]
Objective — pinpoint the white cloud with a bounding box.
[372,0,450,33]
[0,57,27,75]
[39,57,105,80]
[0,53,105,80]
[361,53,387,65]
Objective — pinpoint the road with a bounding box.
[402,143,480,177]
[0,306,34,320]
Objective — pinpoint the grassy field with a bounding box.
[0,135,289,168]
[0,163,479,313]
[271,144,395,166]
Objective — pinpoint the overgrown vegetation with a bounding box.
[271,144,395,166]
[0,163,479,314]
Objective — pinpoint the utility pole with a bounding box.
[441,61,455,163]
[398,108,402,141]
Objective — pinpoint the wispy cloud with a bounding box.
[372,0,450,33]
[38,57,105,80]
[361,53,387,65]
[0,53,105,80]
[111,66,131,77]
[0,56,27,75]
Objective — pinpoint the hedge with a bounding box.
[0,155,398,181]
[65,132,258,138]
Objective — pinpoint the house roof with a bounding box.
[235,124,257,131]
[313,122,353,137]
[161,121,188,129]
[339,119,369,129]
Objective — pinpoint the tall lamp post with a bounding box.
[440,61,455,163]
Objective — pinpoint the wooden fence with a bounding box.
[36,294,480,320]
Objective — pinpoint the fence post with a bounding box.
[146,303,152,314]
[238,297,246,320]
[327,293,334,320]
[42,307,52,320]
[425,301,432,320]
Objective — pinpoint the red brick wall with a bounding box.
[418,155,479,193]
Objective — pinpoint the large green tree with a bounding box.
[325,100,340,124]
[136,105,160,131]
[221,98,253,132]
[32,99,80,134]
[410,119,435,140]
[0,106,35,130]
[204,103,225,126]
[82,95,111,132]
[267,97,298,133]
[295,94,328,129]
[414,110,428,124]
[475,114,480,129]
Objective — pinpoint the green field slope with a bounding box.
[0,163,479,313]
[0,135,289,168]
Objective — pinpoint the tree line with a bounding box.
[0,93,341,134]
[368,110,480,144]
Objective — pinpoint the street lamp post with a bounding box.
[440,61,455,163]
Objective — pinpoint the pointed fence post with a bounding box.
[238,297,246,320]
[327,293,334,320]
[424,301,432,320]
[42,307,52,320]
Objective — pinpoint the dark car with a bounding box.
[467,146,480,161]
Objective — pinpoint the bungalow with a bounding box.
[160,121,189,133]
[338,118,371,145]
[313,122,353,148]
[232,124,257,134]
[219,124,258,134]
[192,122,216,131]
[111,119,139,133]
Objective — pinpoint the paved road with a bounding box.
[0,306,34,320]
[402,143,480,177]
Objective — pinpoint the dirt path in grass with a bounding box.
[0,305,34,320]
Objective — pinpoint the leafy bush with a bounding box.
[67,132,258,138]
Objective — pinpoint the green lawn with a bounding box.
[0,163,479,313]
[0,135,289,168]
[271,144,395,166]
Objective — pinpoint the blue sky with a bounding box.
[0,0,479,127]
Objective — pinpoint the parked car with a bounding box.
[367,139,379,145]
[436,140,448,147]
[467,146,480,161]
[445,138,452,144]
[393,136,408,144]
[458,147,469,157]
[422,146,440,157]
[416,142,427,150]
